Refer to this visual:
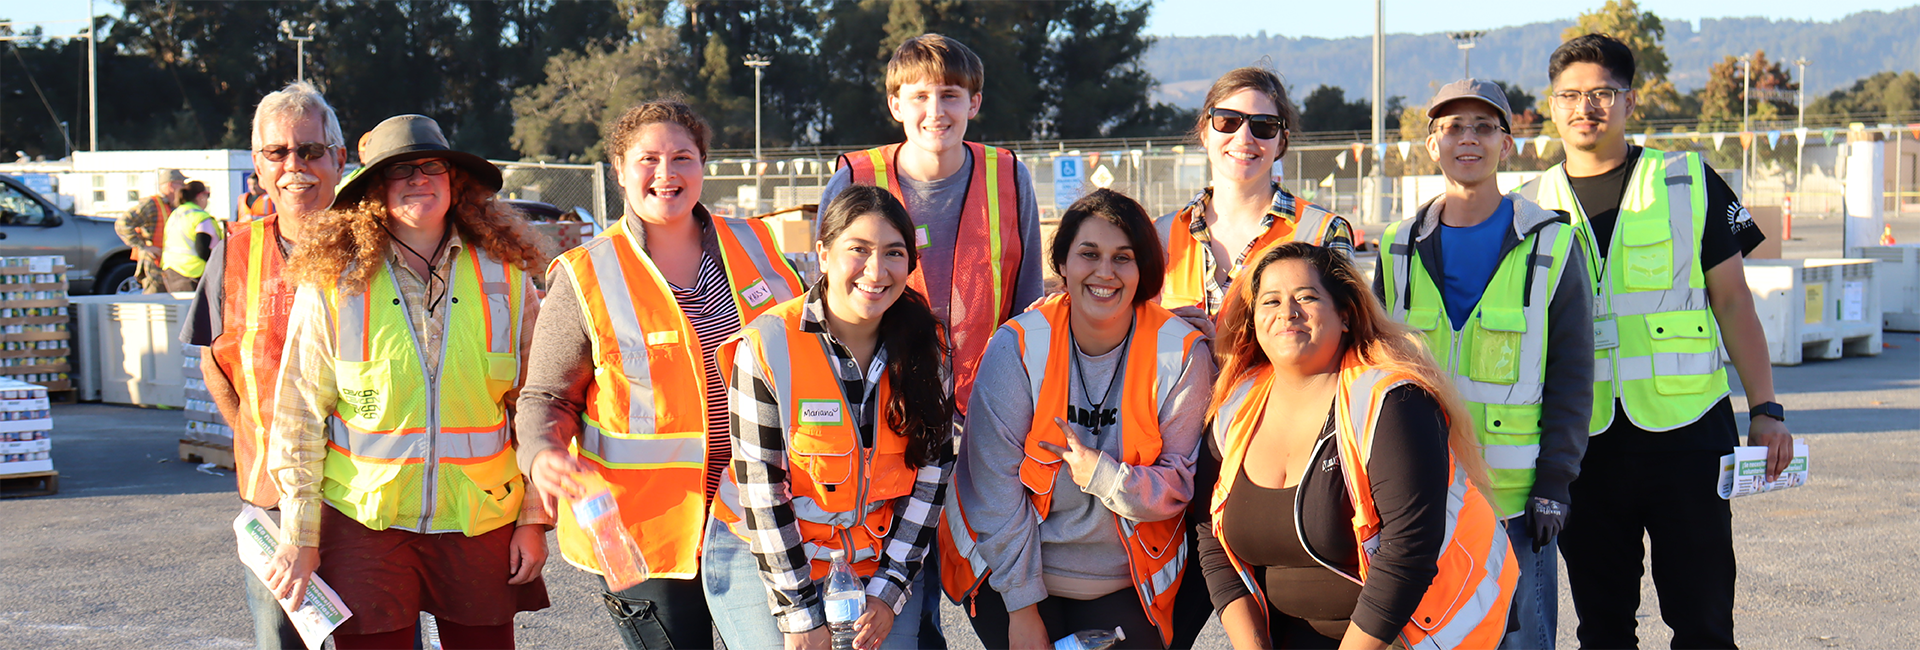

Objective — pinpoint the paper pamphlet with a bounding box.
[1717,442,1810,500]
[233,506,354,650]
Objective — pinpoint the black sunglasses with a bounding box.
[382,160,451,180]
[257,142,336,162]
[1208,108,1285,140]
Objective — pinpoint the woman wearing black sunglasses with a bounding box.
[1153,67,1354,318]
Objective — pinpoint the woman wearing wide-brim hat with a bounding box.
[261,114,555,649]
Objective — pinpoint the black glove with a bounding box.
[1528,497,1568,553]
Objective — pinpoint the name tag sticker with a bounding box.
[740,280,773,308]
[915,224,931,249]
[797,399,844,425]
[1593,318,1620,351]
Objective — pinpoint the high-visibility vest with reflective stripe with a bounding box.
[712,297,915,581]
[1211,360,1516,649]
[1379,207,1578,517]
[940,296,1201,646]
[163,203,215,277]
[1154,188,1340,311]
[210,216,296,507]
[839,142,1022,417]
[319,249,527,537]
[1516,148,1728,432]
[238,192,273,221]
[549,216,801,580]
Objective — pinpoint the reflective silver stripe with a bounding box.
[1607,287,1708,317]
[327,419,507,460]
[1213,377,1257,451]
[791,493,893,528]
[1293,205,1331,245]
[1452,376,1544,406]
[337,291,368,362]
[721,218,799,303]
[1408,521,1513,649]
[1009,311,1052,400]
[1663,151,1698,289]
[1594,360,1613,383]
[1384,221,1415,322]
[1614,351,1721,382]
[1152,316,1196,407]
[475,254,512,354]
[1144,534,1188,595]
[579,422,705,466]
[1439,464,1469,548]
[943,500,989,575]
[584,233,660,428]
[750,319,798,428]
[1483,444,1541,470]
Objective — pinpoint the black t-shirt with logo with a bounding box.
[1567,147,1765,453]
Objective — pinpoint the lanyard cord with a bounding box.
[1070,316,1135,437]
[383,222,453,312]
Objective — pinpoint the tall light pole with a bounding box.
[1448,31,1485,79]
[1739,53,1752,197]
[279,21,313,82]
[1794,57,1809,229]
[1368,0,1383,223]
[744,54,770,214]
[86,0,95,150]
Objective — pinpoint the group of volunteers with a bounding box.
[115,168,224,293]
[183,29,1792,650]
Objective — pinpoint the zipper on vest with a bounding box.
[390,267,445,532]
[1295,434,1363,586]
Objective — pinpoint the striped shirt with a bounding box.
[728,285,954,633]
[667,253,742,503]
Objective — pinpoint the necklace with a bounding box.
[1070,317,1135,438]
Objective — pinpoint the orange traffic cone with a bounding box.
[1882,225,1898,246]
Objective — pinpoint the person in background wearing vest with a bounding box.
[115,167,185,293]
[1198,243,1517,650]
[237,173,274,222]
[516,99,803,650]
[1514,35,1791,649]
[161,180,219,292]
[261,114,554,649]
[1155,67,1353,319]
[819,33,1044,648]
[947,189,1210,650]
[1374,79,1593,650]
[181,79,345,650]
[705,185,954,650]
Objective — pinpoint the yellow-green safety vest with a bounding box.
[162,203,216,277]
[320,248,528,537]
[1516,148,1729,432]
[1380,202,1578,518]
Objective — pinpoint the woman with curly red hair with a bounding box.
[262,114,553,649]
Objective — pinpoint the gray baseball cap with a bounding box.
[1426,78,1512,131]
[157,168,187,184]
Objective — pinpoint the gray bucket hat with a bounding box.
[332,114,502,209]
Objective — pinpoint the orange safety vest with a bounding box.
[549,215,802,580]
[712,297,917,580]
[1155,189,1339,310]
[238,192,274,222]
[838,142,1022,416]
[1210,356,1517,649]
[940,296,1202,646]
[208,214,296,507]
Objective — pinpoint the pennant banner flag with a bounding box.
[1740,132,1754,150]
[741,162,753,175]
[1632,133,1648,147]
[1375,143,1387,160]
[1087,152,1101,168]
[1397,141,1412,160]
[1129,149,1144,168]
[1320,171,1337,188]
[1534,135,1551,157]
[1767,130,1781,149]
[1335,151,1348,170]
[1823,128,1837,145]
[1795,127,1808,144]
[1350,142,1365,163]
[1713,133,1727,150]
[1909,123,1920,140]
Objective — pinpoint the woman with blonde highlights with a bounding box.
[264,114,552,649]
[1195,243,1515,649]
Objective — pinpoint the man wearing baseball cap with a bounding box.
[1373,78,1594,649]
[115,168,187,293]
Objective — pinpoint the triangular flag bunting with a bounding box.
[741,162,752,175]
[1087,152,1101,167]
[1320,171,1337,188]
[1909,123,1920,139]
[1632,133,1648,147]
[777,160,787,173]
[1534,135,1551,157]
[1335,151,1348,169]
[1767,130,1781,149]
[1397,141,1412,159]
[1739,132,1754,150]
[756,162,769,175]
[1795,127,1808,143]
[1823,129,1837,145]
[1350,142,1365,166]
[709,163,720,175]
[1713,133,1727,150]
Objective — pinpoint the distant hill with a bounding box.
[1144,6,1920,108]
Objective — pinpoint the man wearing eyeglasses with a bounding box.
[1373,78,1593,650]
[1516,34,1790,649]
[179,79,346,650]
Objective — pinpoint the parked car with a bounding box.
[0,173,137,294]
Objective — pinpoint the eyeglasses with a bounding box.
[1550,88,1632,110]
[1433,121,1505,139]
[382,160,451,180]
[1208,108,1286,140]
[257,143,336,162]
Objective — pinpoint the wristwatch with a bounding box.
[1749,401,1786,423]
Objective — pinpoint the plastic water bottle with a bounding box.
[824,549,864,650]
[571,488,649,591]
[1054,626,1125,650]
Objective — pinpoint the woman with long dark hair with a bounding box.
[945,188,1213,649]
[705,185,954,650]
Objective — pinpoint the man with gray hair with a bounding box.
[180,79,344,649]
[114,168,185,292]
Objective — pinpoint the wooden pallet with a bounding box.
[0,470,58,498]
[179,439,236,471]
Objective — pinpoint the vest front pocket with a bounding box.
[449,450,523,535]
[790,426,856,509]
[1468,308,1527,385]
[1618,220,1674,291]
[321,449,408,529]
[484,352,518,403]
[334,358,402,429]
[1644,310,1717,395]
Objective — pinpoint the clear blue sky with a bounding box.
[1145,0,1918,38]
[5,0,1915,40]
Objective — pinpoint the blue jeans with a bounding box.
[702,518,923,650]
[243,563,304,649]
[1498,517,1559,650]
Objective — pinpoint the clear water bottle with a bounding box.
[824,549,864,650]
[571,488,649,591]
[1054,626,1125,650]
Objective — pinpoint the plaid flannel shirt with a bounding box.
[1183,182,1354,313]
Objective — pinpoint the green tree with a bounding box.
[509,1,687,162]
[1696,50,1794,132]
[1808,71,1920,122]
[1564,0,1682,121]
[1300,85,1370,132]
